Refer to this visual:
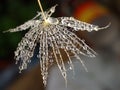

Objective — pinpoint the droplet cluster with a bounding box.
[4,5,109,86]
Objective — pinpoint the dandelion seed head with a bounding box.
[4,4,110,86]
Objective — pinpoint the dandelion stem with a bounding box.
[37,0,47,21]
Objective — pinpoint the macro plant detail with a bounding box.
[4,0,110,86]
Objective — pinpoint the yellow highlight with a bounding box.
[43,21,50,27]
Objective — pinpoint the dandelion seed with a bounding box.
[4,0,110,86]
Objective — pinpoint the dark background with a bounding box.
[0,0,120,90]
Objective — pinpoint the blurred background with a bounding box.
[0,0,120,90]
